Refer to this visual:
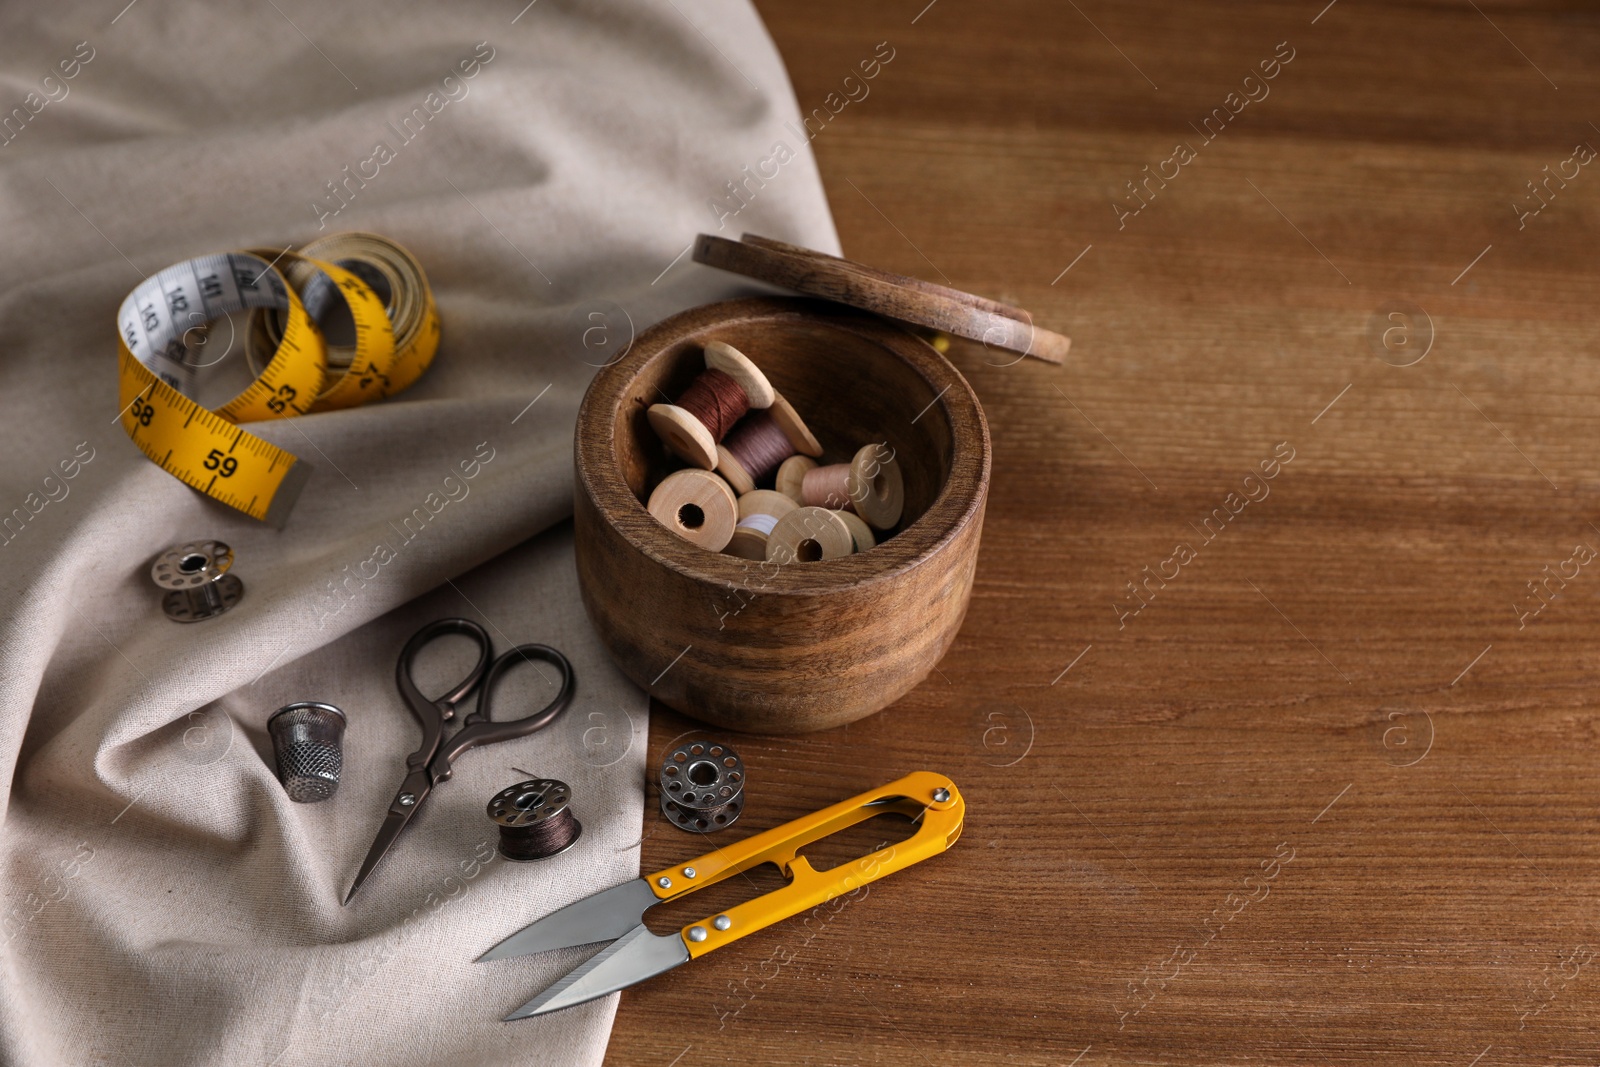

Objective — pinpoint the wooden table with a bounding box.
[609,1,1600,1061]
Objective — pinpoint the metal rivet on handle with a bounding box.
[932,787,951,803]
[688,926,707,942]
[658,876,672,889]
[683,867,696,878]
[713,915,731,931]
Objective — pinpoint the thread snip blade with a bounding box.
[502,925,689,1020]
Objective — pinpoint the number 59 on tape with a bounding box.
[115,232,439,525]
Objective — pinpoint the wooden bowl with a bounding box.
[573,297,990,733]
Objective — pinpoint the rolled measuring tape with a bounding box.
[116,232,439,524]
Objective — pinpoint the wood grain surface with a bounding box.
[606,1,1600,1062]
[692,234,1072,363]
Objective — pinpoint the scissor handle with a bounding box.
[395,618,492,771]
[644,771,964,960]
[429,644,575,782]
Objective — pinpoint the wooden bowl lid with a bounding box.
[693,233,1069,365]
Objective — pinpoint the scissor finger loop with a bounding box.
[433,644,576,780]
[396,617,492,723]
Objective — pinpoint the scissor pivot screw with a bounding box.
[932,787,951,803]
[658,876,672,888]
[688,926,708,942]
[713,915,731,931]
[399,793,416,806]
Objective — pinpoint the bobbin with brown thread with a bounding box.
[766,506,854,564]
[647,342,775,469]
[774,454,817,505]
[648,468,738,551]
[724,489,798,560]
[801,442,905,531]
[659,740,744,833]
[488,779,582,860]
[703,341,775,407]
[715,392,822,494]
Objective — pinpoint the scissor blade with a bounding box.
[502,924,689,1020]
[477,878,657,962]
[343,808,415,906]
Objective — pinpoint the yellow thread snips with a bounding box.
[477,771,964,1019]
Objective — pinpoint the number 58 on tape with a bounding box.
[116,232,439,525]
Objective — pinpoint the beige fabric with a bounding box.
[0,2,836,1063]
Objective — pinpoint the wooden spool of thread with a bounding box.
[801,442,905,531]
[725,490,798,560]
[775,454,816,505]
[765,506,853,564]
[647,341,774,469]
[716,393,823,495]
[833,509,876,553]
[648,468,737,551]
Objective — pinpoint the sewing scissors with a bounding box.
[344,618,575,905]
[477,771,963,1019]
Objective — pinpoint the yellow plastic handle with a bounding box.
[643,771,964,959]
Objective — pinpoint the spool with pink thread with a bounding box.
[799,442,904,531]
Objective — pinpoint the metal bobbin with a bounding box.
[488,779,582,861]
[659,740,744,833]
[151,540,243,622]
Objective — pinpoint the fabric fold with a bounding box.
[0,1,836,1063]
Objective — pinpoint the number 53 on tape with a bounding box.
[116,232,439,525]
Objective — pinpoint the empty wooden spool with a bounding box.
[766,506,853,564]
[647,468,737,551]
[574,297,990,733]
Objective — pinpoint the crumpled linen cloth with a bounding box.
[0,2,836,1063]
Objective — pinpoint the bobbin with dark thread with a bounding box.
[151,540,244,622]
[659,741,744,833]
[647,341,775,469]
[488,779,583,860]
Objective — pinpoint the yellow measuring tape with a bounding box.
[116,232,439,524]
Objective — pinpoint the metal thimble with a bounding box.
[267,702,346,803]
